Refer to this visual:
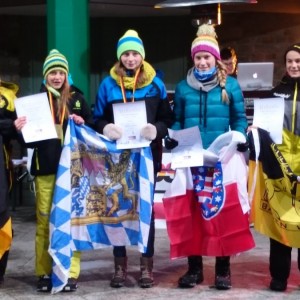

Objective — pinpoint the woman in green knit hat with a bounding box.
[94,29,174,289]
[14,49,94,292]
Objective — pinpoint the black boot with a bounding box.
[215,256,231,290]
[62,278,78,292]
[269,239,289,292]
[269,278,287,291]
[178,256,203,288]
[37,275,52,292]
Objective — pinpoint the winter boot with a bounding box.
[110,257,127,288]
[269,278,287,291]
[215,256,231,290]
[62,278,78,292]
[138,257,154,288]
[178,256,204,288]
[37,275,52,292]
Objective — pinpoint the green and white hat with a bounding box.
[43,49,69,78]
[117,29,145,60]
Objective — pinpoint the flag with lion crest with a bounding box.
[49,119,154,293]
[248,128,300,249]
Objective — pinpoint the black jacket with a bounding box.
[28,85,94,176]
[0,85,18,226]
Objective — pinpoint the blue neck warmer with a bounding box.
[193,67,217,82]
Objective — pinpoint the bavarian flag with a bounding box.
[49,119,154,293]
[248,128,300,248]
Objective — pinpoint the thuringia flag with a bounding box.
[162,131,255,259]
[49,119,154,293]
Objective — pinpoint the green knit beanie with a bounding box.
[43,49,69,78]
[117,29,145,60]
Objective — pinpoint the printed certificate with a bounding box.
[113,101,151,149]
[168,126,204,169]
[253,97,284,144]
[14,92,57,143]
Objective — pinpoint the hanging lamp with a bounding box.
[155,0,257,9]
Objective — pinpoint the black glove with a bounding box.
[164,135,178,150]
[237,141,249,152]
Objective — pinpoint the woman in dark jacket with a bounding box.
[15,49,94,292]
[267,43,300,292]
[0,80,18,284]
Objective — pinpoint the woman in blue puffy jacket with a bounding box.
[94,29,174,289]
[172,24,248,290]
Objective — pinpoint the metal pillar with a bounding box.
[46,0,90,104]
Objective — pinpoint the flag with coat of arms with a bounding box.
[49,119,154,293]
[248,128,300,248]
[162,131,255,259]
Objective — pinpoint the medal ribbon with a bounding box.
[120,68,141,103]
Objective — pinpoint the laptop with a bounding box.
[237,62,274,91]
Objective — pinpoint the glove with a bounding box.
[140,123,157,141]
[237,141,249,152]
[164,135,178,150]
[103,123,122,140]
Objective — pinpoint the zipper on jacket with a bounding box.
[292,81,298,134]
[199,87,203,125]
[291,81,298,154]
[204,91,207,128]
[35,148,40,171]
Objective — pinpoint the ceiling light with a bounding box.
[155,0,257,9]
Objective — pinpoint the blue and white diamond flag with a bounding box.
[49,119,154,293]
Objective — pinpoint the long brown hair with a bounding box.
[113,61,148,87]
[47,75,71,120]
[60,79,71,119]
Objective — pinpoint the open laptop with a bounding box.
[237,62,274,91]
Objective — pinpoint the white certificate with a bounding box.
[113,101,151,149]
[253,97,284,144]
[14,92,57,143]
[168,126,203,169]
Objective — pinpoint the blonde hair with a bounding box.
[216,60,229,104]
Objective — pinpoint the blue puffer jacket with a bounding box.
[172,75,247,149]
[94,75,174,173]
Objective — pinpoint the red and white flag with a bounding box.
[163,132,255,259]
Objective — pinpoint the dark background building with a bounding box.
[1,0,300,103]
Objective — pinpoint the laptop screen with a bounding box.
[237,62,274,91]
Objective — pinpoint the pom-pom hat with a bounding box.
[191,24,221,60]
[117,29,145,60]
[43,49,69,79]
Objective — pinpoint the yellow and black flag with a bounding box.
[0,80,18,273]
[248,128,300,247]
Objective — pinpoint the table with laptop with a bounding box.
[236,62,274,125]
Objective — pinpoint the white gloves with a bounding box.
[103,123,123,140]
[103,123,157,141]
[140,123,157,141]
